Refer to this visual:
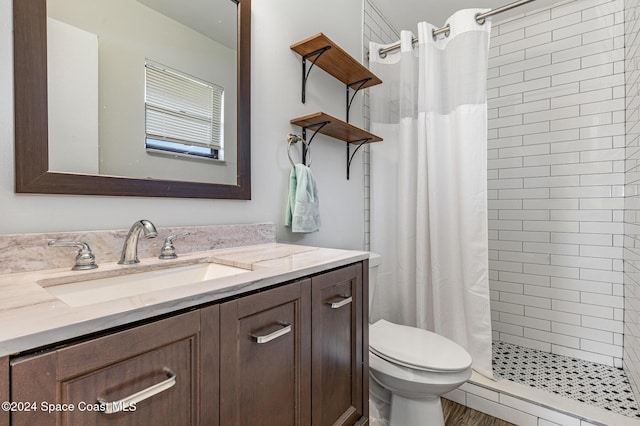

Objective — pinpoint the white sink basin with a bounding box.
[41,262,250,307]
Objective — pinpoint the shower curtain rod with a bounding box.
[376,0,536,57]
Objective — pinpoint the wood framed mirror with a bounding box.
[13,0,251,199]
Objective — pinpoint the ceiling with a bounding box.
[370,0,560,33]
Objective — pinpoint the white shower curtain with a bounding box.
[369,9,494,379]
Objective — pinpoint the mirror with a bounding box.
[13,0,251,199]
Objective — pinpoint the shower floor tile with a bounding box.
[493,341,640,419]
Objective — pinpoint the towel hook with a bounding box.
[287,134,312,167]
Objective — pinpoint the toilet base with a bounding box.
[389,393,444,426]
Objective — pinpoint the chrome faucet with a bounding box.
[118,219,158,265]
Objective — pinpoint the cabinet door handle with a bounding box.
[97,368,176,414]
[327,296,352,309]
[250,322,292,344]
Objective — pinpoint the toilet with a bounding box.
[368,253,472,426]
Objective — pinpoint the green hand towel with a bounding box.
[285,164,320,233]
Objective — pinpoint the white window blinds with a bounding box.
[145,60,223,151]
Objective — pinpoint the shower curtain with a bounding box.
[369,9,493,379]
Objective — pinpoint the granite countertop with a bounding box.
[0,243,368,357]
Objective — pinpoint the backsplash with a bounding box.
[0,223,276,275]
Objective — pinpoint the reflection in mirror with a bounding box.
[47,0,237,185]
[13,0,251,199]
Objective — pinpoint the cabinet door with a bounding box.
[311,264,365,426]
[220,281,311,426]
[11,308,215,426]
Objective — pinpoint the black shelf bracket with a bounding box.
[301,46,332,103]
[346,78,371,123]
[346,138,371,180]
[301,121,330,166]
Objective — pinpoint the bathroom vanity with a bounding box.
[0,234,369,426]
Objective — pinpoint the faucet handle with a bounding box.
[48,240,99,271]
[159,232,190,260]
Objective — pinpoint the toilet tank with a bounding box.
[368,252,381,320]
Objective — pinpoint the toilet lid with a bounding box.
[369,320,472,372]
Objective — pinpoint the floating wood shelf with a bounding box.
[291,33,382,105]
[291,33,382,89]
[291,112,382,144]
[290,112,383,179]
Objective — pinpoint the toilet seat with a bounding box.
[370,320,472,372]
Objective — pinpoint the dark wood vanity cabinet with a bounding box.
[311,264,366,426]
[10,307,219,426]
[7,261,368,426]
[220,281,311,425]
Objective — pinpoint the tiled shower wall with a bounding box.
[362,0,399,251]
[488,0,626,367]
[624,0,640,401]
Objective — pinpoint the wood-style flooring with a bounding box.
[442,398,515,426]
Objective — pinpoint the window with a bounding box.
[145,60,224,160]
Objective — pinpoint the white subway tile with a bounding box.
[581,292,624,308]
[498,188,550,199]
[550,112,612,132]
[551,277,613,294]
[550,137,612,154]
[524,106,580,125]
[526,11,581,38]
[491,300,525,315]
[500,77,551,97]
[523,129,580,145]
[580,339,623,358]
[525,306,581,325]
[525,285,579,302]
[499,394,580,426]
[523,263,579,279]
[551,254,612,271]
[553,322,613,344]
[522,199,579,209]
[551,232,612,246]
[552,38,614,64]
[523,242,578,256]
[527,35,581,60]
[581,315,624,333]
[550,186,612,198]
[499,121,550,138]
[499,99,550,117]
[523,81,579,102]
[500,144,549,159]
[524,328,580,348]
[552,13,615,41]
[551,161,612,176]
[583,22,624,45]
[524,152,579,167]
[466,395,537,426]
[524,175,579,188]
[502,32,552,56]
[501,291,553,309]
[552,299,614,319]
[551,88,612,109]
[499,231,550,243]
[500,210,550,220]
[550,210,611,221]
[579,268,623,284]
[524,221,579,233]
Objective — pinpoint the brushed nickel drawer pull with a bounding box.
[251,323,292,344]
[328,296,352,309]
[98,368,176,414]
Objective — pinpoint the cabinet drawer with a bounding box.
[11,310,203,426]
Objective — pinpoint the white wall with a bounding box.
[0,0,366,251]
[488,0,626,367]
